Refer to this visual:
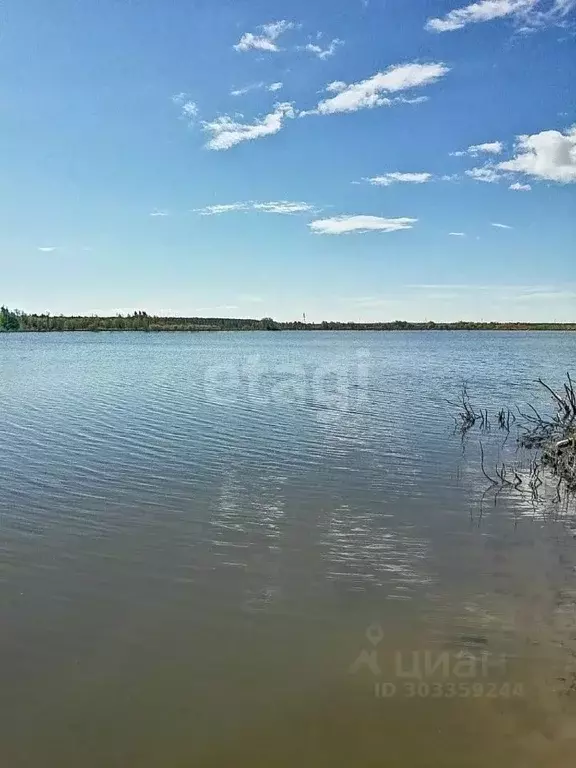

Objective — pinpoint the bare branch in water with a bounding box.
[479,442,498,486]
[451,375,576,498]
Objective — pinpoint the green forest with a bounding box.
[1,306,574,333]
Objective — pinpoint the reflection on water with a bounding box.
[1,331,575,766]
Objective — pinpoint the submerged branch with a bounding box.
[451,375,576,498]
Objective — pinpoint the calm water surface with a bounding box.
[1,331,576,766]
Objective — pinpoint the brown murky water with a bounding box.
[1,331,575,766]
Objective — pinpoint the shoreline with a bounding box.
[2,308,574,333]
[2,324,576,333]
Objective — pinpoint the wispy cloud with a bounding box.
[513,289,576,301]
[364,172,433,186]
[425,0,575,33]
[234,20,294,52]
[451,141,504,157]
[202,102,295,150]
[498,126,576,183]
[194,203,249,215]
[449,232,467,236]
[194,200,316,215]
[231,81,284,96]
[181,102,199,120]
[309,62,449,115]
[491,222,513,228]
[465,166,502,183]
[149,210,170,217]
[37,246,57,252]
[425,0,538,33]
[305,38,344,59]
[509,181,532,190]
[309,215,417,235]
[407,283,565,290]
[517,0,576,29]
[230,83,264,97]
[172,93,199,123]
[252,201,316,214]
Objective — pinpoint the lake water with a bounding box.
[1,331,576,766]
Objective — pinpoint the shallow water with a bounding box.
[1,331,576,766]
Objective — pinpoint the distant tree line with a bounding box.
[1,307,574,333]
[0,306,24,331]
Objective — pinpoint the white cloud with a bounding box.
[149,210,170,217]
[194,203,249,215]
[554,0,576,14]
[230,83,264,97]
[471,141,504,154]
[498,126,576,183]
[509,181,532,190]
[491,222,513,228]
[326,80,347,93]
[194,201,315,215]
[554,0,576,13]
[172,94,199,123]
[231,81,284,96]
[465,166,502,182]
[305,38,344,59]
[398,96,431,106]
[234,20,294,52]
[451,141,504,156]
[262,20,294,37]
[449,232,467,236]
[202,102,295,150]
[513,289,576,301]
[251,201,316,214]
[309,215,417,235]
[37,246,57,252]
[312,62,449,115]
[425,0,537,32]
[518,0,576,28]
[426,0,576,32]
[181,101,198,120]
[364,172,433,186]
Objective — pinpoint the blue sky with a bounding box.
[1,0,575,322]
